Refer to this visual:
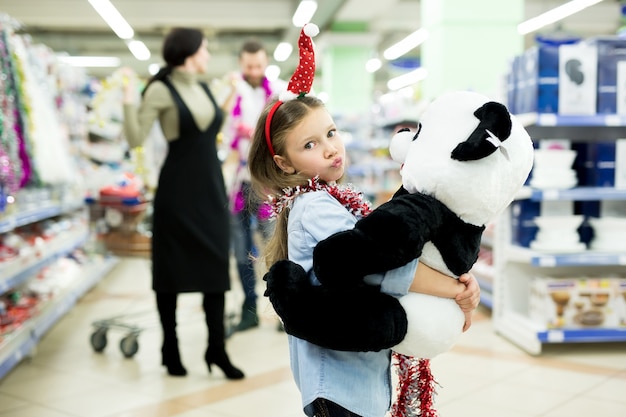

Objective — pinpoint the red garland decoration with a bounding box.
[268,176,372,219]
[391,354,439,417]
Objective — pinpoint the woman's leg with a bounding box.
[202,292,245,379]
[155,291,187,376]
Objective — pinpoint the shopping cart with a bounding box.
[89,301,238,358]
[90,309,153,358]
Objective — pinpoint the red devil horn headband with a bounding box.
[265,23,319,156]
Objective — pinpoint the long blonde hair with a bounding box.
[248,96,326,269]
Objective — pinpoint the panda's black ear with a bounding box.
[451,101,512,161]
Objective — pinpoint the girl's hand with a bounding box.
[456,272,480,331]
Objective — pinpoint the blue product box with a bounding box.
[594,142,616,187]
[510,199,540,247]
[516,45,560,114]
[505,56,518,114]
[594,37,626,114]
[571,142,595,186]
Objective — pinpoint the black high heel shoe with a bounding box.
[162,347,187,376]
[205,347,244,380]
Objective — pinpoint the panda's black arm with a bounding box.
[313,192,450,288]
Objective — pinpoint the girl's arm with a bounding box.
[410,262,480,331]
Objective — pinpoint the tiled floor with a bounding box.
[1,257,625,417]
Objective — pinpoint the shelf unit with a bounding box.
[493,114,626,355]
[0,203,117,379]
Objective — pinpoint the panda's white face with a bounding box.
[390,91,534,226]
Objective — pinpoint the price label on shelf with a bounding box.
[542,190,560,200]
[547,330,565,343]
[538,113,557,126]
[537,256,557,267]
[604,115,621,126]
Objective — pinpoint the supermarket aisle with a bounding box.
[0,257,625,417]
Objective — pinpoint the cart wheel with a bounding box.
[90,328,108,352]
[120,334,139,358]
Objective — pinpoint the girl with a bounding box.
[248,94,479,416]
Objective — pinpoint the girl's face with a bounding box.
[274,107,345,183]
[190,39,210,73]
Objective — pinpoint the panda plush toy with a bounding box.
[264,90,534,359]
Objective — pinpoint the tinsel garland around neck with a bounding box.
[268,176,372,218]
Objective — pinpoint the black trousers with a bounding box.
[304,398,363,417]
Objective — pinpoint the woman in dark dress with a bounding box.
[122,28,243,379]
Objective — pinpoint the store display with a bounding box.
[530,277,626,329]
[494,107,626,354]
[0,14,118,381]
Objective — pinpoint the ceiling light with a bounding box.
[265,65,281,81]
[517,0,605,35]
[57,55,121,67]
[127,40,151,61]
[274,42,293,62]
[88,0,134,39]
[387,67,428,91]
[148,63,160,75]
[292,0,317,27]
[383,28,429,61]
[366,58,382,73]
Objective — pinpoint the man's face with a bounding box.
[240,50,268,87]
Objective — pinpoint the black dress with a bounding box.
[151,79,230,294]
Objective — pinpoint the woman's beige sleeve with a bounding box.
[123,82,172,148]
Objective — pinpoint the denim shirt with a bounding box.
[287,191,417,417]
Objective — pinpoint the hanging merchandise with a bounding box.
[87,68,166,190]
[0,22,25,196]
[10,33,76,185]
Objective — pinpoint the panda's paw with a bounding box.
[263,259,309,298]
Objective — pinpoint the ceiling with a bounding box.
[2,0,622,90]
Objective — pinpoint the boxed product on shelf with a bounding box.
[616,139,626,189]
[592,37,626,114]
[558,42,598,115]
[529,276,625,329]
[505,56,518,114]
[589,141,617,187]
[573,140,626,188]
[510,199,540,247]
[515,44,560,114]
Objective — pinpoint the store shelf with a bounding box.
[493,118,626,355]
[529,252,626,267]
[0,256,119,380]
[0,201,84,234]
[503,245,626,267]
[494,311,626,356]
[530,187,626,201]
[518,113,626,141]
[0,228,90,294]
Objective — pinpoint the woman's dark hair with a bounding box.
[142,27,204,95]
